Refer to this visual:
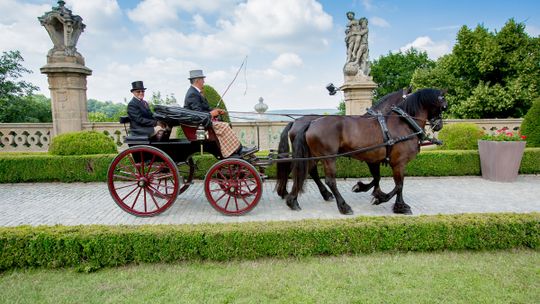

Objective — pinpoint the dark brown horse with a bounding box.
[286,88,447,215]
[275,87,412,201]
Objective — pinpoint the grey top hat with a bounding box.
[188,69,206,79]
[131,81,146,92]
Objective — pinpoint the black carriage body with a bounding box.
[124,136,222,163]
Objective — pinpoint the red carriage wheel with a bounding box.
[177,157,195,194]
[107,145,180,217]
[204,159,263,215]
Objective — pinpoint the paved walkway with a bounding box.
[0,176,539,227]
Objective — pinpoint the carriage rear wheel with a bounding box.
[204,159,263,215]
[107,145,180,217]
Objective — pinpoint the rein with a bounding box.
[266,107,441,164]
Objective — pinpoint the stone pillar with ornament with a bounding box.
[38,1,92,136]
[341,11,376,115]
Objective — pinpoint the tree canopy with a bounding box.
[0,51,51,123]
[371,48,435,101]
[411,19,540,118]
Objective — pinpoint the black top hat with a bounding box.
[131,81,146,92]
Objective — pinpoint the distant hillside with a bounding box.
[230,108,339,122]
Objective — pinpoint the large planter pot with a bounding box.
[478,140,526,182]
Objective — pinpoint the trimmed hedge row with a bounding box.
[1,148,539,183]
[0,213,538,271]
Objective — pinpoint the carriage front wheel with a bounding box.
[107,145,180,217]
[204,159,263,215]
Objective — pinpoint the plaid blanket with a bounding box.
[212,122,241,158]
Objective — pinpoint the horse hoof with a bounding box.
[289,205,301,211]
[340,208,354,215]
[393,204,412,215]
[370,197,381,205]
[323,192,334,201]
[286,198,302,211]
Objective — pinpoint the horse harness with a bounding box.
[366,106,432,164]
[270,106,440,164]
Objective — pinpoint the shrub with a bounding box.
[437,123,483,150]
[49,131,117,155]
[0,213,538,271]
[521,98,540,147]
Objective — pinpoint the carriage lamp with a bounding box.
[196,125,207,141]
[326,83,339,96]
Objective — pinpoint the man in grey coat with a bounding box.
[184,70,256,157]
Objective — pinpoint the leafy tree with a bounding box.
[0,50,50,123]
[149,91,177,106]
[0,94,52,123]
[412,19,540,118]
[0,50,37,99]
[371,48,435,101]
[87,99,127,122]
[337,100,346,115]
[203,84,230,122]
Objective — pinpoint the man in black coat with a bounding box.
[127,81,165,138]
[184,70,256,157]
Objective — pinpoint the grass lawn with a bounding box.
[1,249,538,304]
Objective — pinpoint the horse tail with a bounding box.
[290,122,311,195]
[275,121,294,198]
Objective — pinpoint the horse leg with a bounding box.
[390,164,412,215]
[322,159,353,215]
[309,165,334,201]
[352,162,379,193]
[362,162,390,205]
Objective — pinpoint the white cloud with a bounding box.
[525,24,540,37]
[272,53,303,70]
[88,56,198,103]
[192,14,212,32]
[370,16,390,28]
[218,0,333,51]
[128,0,239,28]
[400,36,451,59]
[127,0,179,28]
[141,29,247,58]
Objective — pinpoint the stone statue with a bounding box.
[38,1,85,62]
[344,12,370,78]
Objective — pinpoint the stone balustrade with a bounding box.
[0,118,523,152]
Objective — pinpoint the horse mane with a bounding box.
[371,89,404,111]
[397,88,441,117]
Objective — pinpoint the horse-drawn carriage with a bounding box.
[107,105,269,217]
[108,88,448,217]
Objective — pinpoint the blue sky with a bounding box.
[1,0,539,111]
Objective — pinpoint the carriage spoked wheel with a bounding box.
[152,156,195,199]
[204,159,263,215]
[107,145,180,217]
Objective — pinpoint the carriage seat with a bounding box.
[119,116,171,142]
[152,105,217,142]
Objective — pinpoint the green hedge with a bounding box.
[1,148,540,183]
[0,213,538,271]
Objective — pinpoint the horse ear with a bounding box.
[441,88,448,95]
[404,86,413,94]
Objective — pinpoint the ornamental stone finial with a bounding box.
[254,97,268,114]
[38,0,86,63]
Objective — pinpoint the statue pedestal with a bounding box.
[340,78,377,115]
[41,58,92,136]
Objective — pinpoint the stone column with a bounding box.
[38,1,92,136]
[341,80,377,115]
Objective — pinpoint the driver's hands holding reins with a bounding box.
[210,108,226,118]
